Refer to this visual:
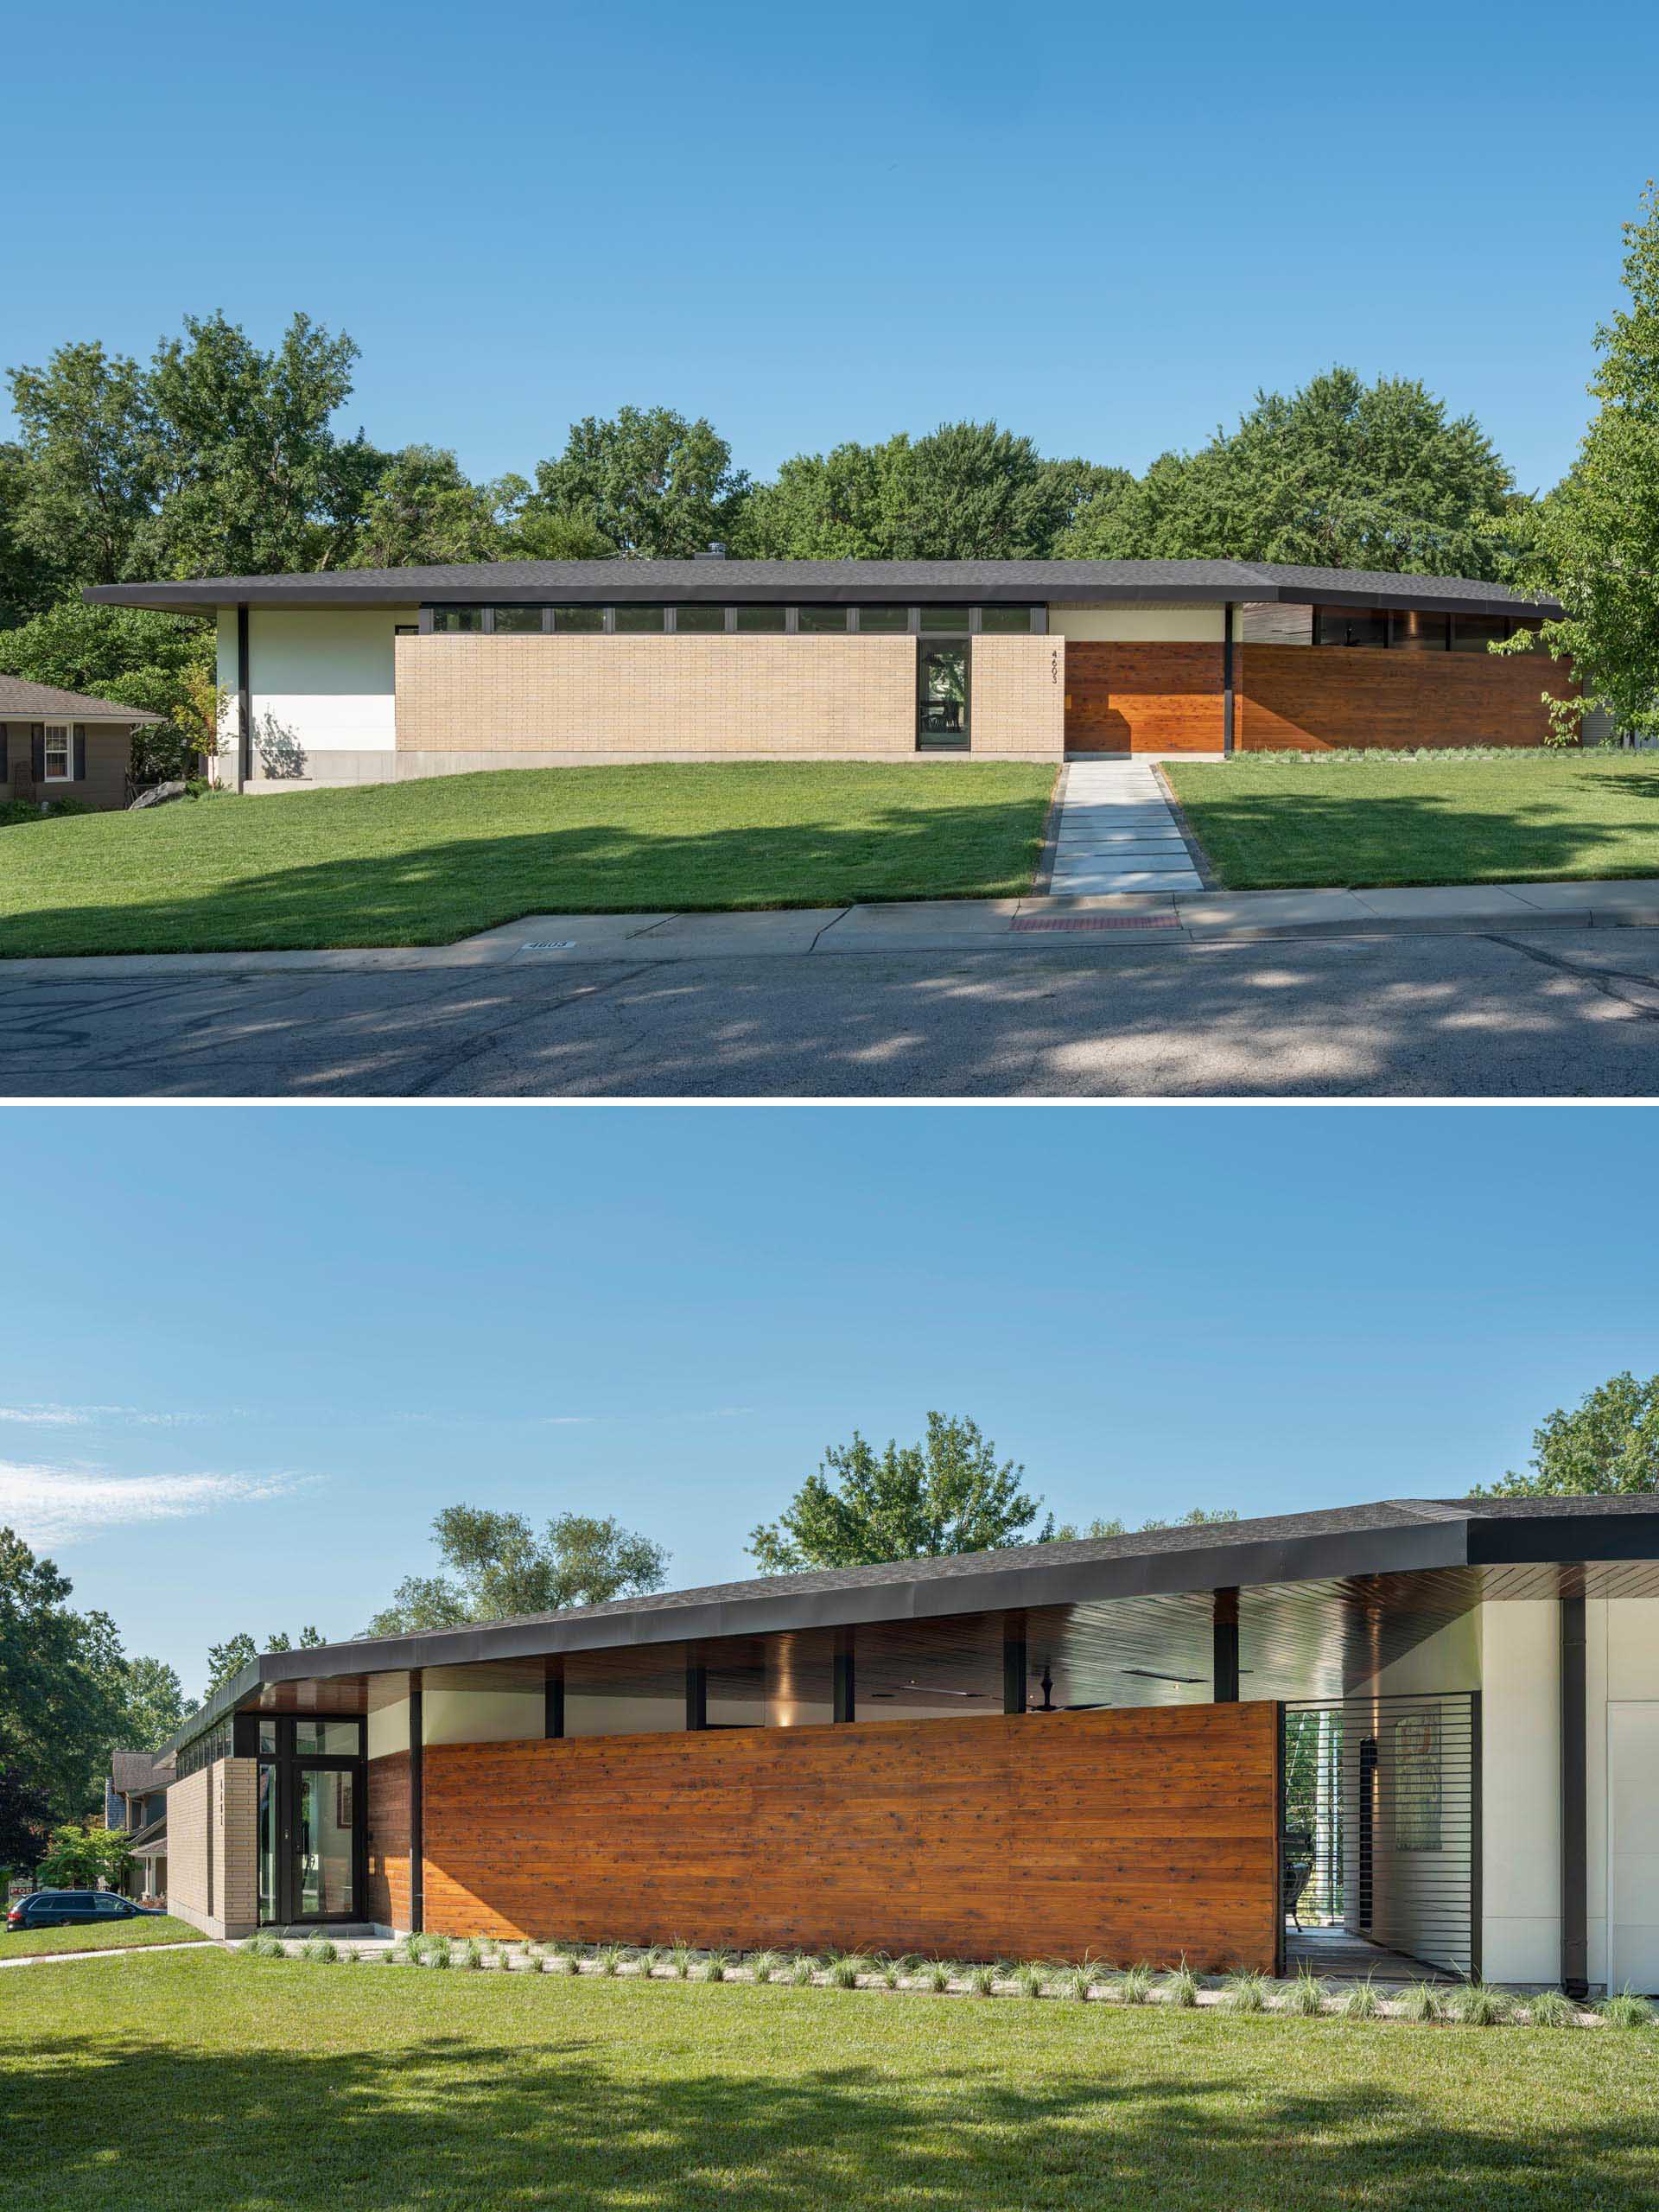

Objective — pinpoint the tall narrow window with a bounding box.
[43,725,72,779]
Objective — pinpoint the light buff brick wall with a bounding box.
[971,633,1065,755]
[166,1759,258,1938]
[396,634,918,758]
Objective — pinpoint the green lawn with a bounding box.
[4,1950,1656,2212]
[1164,753,1659,891]
[0,763,1055,958]
[1,1912,204,1960]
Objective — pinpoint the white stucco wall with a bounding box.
[1479,1600,1561,1986]
[246,607,416,759]
[1046,603,1225,642]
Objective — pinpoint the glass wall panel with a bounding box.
[551,605,606,632]
[1315,608,1389,647]
[734,605,787,632]
[918,606,972,633]
[492,606,545,633]
[1392,611,1449,651]
[855,606,911,632]
[673,604,728,632]
[614,605,666,632]
[297,1769,355,1916]
[796,606,849,632]
[977,606,1039,633]
[429,607,485,633]
[257,1764,278,1923]
[295,1719,361,1756]
[1450,615,1510,652]
[918,642,969,746]
[564,1643,688,1738]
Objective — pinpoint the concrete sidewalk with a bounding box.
[6,876,1659,982]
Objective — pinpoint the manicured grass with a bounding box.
[0,763,1056,957]
[4,1949,1656,2211]
[1,1912,204,1960]
[1164,753,1659,891]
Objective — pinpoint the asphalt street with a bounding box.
[7,926,1659,1096]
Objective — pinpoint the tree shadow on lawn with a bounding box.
[0,798,1050,957]
[6,2013,1655,2212]
[1174,778,1659,891]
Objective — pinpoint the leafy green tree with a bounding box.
[0,441,67,625]
[116,1656,187,1754]
[0,1761,53,1872]
[882,422,1083,560]
[202,1625,323,1700]
[748,1413,1052,1573]
[134,311,376,578]
[742,437,908,557]
[0,596,214,779]
[507,504,617,560]
[1476,1370,1659,1498]
[1047,1506,1239,1541]
[1497,184,1659,739]
[365,1506,669,1636]
[527,405,748,558]
[39,1822,134,1890]
[0,1528,129,1833]
[4,340,160,587]
[348,445,523,569]
[1060,366,1517,577]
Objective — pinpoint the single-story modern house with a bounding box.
[85,559,1570,791]
[162,1494,1659,1993]
[0,674,163,810]
[105,1747,175,1904]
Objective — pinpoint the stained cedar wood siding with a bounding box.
[1238,645,1575,750]
[1064,645,1224,753]
[365,1751,410,1928]
[1062,641,1575,753]
[416,1702,1278,1970]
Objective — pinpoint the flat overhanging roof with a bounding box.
[86,559,1560,624]
[174,1494,1659,1749]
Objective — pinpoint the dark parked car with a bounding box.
[6,1890,161,1932]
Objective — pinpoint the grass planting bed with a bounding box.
[0,1912,205,1961]
[3,1945,1656,2211]
[1164,753,1659,891]
[0,762,1055,958]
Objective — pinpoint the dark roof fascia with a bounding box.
[1466,1504,1659,1567]
[84,569,1562,621]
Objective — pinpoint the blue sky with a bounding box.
[5,1,1656,498]
[3,1104,1654,1699]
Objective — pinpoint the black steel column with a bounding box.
[1561,1592,1588,1999]
[833,1633,855,1724]
[686,1657,708,1731]
[543,1666,564,1740]
[408,1671,423,1936]
[1221,602,1236,756]
[1213,1587,1240,1703]
[236,602,251,786]
[1003,1613,1028,1714]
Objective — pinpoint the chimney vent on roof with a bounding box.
[696,542,728,560]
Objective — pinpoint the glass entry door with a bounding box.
[238,1711,365,1925]
[918,642,969,748]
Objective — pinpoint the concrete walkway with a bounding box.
[0,1939,210,1968]
[1044,759,1205,895]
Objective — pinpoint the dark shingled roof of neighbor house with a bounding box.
[85,558,1561,621]
[0,673,162,721]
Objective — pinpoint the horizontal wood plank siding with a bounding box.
[365,1750,410,1929]
[1238,645,1576,750]
[420,1702,1277,1969]
[1063,644,1225,754]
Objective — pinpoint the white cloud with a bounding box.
[0,1461,313,1545]
[0,1403,205,1429]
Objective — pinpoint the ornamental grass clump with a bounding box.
[1398,1982,1445,2024]
[1159,1963,1200,2009]
[747,1951,784,1985]
[1526,1986,1580,2028]
[1059,1964,1098,2003]
[1341,1980,1382,2021]
[669,1943,695,1981]
[1111,1964,1154,2005]
[1220,1971,1269,2013]
[594,1945,624,1978]
[921,1959,955,1993]
[701,1949,733,1984]
[1598,1988,1656,2029]
[878,1956,906,1989]
[788,1954,817,1986]
[637,1946,665,1977]
[966,1963,995,1998]
[300,1938,339,1964]
[1447,1981,1513,2027]
[452,1939,481,1970]
[241,1934,285,1960]
[1284,1969,1327,2018]
[1012,1961,1047,2000]
[826,1954,862,1988]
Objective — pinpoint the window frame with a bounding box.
[42,722,73,780]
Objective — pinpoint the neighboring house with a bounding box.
[162,1494,1658,1994]
[84,558,1567,792]
[105,1748,175,1903]
[0,675,163,811]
